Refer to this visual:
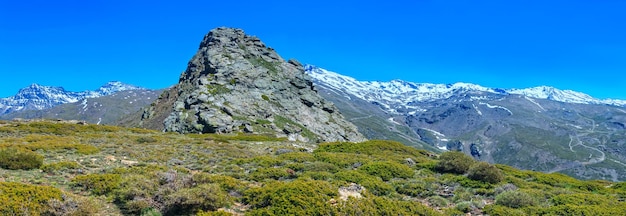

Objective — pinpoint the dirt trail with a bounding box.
[349,115,373,121]
[548,115,605,173]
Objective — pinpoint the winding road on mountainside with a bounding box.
[349,115,374,121]
[349,114,425,145]
[548,115,608,174]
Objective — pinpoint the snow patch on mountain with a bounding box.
[508,86,626,106]
[524,96,546,111]
[478,102,513,115]
[305,65,626,112]
[472,104,483,116]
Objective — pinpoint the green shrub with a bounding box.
[314,152,373,168]
[334,170,373,184]
[192,173,244,192]
[285,162,306,172]
[44,194,100,216]
[454,175,494,189]
[111,164,167,176]
[532,204,626,216]
[426,195,449,208]
[393,179,435,198]
[435,151,475,174]
[495,190,537,208]
[196,210,233,216]
[483,204,526,216]
[316,140,428,160]
[0,147,43,170]
[112,174,160,214]
[467,162,504,184]
[249,167,293,181]
[303,161,340,173]
[244,180,336,215]
[72,173,122,195]
[301,171,333,181]
[415,160,438,170]
[0,182,63,216]
[442,208,465,216]
[331,196,443,216]
[140,208,162,216]
[164,183,231,215]
[361,178,394,196]
[550,193,616,206]
[42,161,81,173]
[277,152,315,162]
[5,134,100,154]
[359,161,414,181]
[455,201,473,213]
[452,187,474,202]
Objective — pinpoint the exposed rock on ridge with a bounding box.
[139,27,365,142]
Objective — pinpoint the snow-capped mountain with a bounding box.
[0,81,143,115]
[305,64,626,181]
[304,65,626,111]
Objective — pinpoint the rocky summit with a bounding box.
[138,27,364,142]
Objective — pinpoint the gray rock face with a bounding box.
[143,27,365,142]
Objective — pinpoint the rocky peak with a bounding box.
[96,81,141,95]
[140,27,365,142]
[14,84,69,100]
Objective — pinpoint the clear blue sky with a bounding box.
[1,0,625,99]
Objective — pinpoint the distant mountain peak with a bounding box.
[28,83,43,88]
[96,81,142,95]
[0,81,144,115]
[304,65,626,112]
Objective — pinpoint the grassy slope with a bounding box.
[0,120,625,216]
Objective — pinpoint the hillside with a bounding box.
[0,120,625,215]
[306,65,626,181]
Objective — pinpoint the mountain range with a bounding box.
[305,65,626,111]
[305,65,626,181]
[2,30,625,181]
[0,81,143,115]
[0,82,162,124]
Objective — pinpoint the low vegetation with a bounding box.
[0,120,624,215]
[0,147,43,170]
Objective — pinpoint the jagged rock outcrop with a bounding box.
[138,27,365,142]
